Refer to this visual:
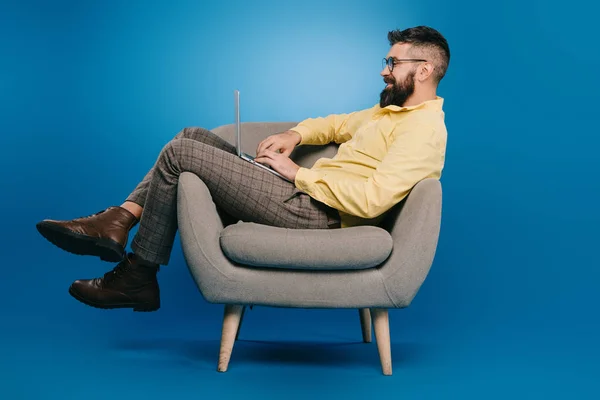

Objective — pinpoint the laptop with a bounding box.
[234,90,294,183]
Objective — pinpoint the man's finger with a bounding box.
[257,138,273,154]
[264,148,277,156]
[254,156,272,167]
[256,140,265,154]
[256,148,270,158]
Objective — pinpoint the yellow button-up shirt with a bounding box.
[292,96,447,228]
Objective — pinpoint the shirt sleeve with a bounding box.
[294,124,443,219]
[290,112,356,146]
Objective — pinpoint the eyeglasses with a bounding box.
[382,57,427,72]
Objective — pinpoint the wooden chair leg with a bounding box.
[217,304,244,372]
[370,308,392,375]
[235,306,246,341]
[358,308,372,343]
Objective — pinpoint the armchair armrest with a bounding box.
[377,178,442,307]
[177,172,238,293]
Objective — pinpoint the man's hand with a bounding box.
[256,130,302,157]
[254,149,301,182]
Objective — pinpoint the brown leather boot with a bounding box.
[68,253,160,312]
[36,206,139,262]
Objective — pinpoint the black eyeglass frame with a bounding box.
[382,57,427,72]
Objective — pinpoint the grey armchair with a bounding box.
[176,122,442,375]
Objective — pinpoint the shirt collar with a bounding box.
[374,96,444,114]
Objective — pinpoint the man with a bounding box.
[36,26,450,312]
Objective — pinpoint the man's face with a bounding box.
[379,43,417,108]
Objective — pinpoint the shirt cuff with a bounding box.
[294,167,321,194]
[290,125,313,145]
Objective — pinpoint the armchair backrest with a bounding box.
[211,121,442,235]
[211,122,339,169]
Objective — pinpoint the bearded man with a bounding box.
[36,25,450,312]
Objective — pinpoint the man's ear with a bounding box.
[418,62,435,82]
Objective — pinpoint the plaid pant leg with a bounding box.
[125,127,234,207]
[131,138,340,265]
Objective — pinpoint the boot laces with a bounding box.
[103,259,131,284]
[73,209,107,221]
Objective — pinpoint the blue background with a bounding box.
[1,0,598,398]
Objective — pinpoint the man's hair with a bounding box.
[388,26,450,84]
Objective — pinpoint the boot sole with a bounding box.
[36,221,125,262]
[68,285,160,312]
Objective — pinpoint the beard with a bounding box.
[379,69,416,108]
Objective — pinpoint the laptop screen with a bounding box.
[234,89,241,157]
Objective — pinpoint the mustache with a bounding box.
[383,77,395,85]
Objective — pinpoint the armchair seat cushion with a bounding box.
[219,222,393,271]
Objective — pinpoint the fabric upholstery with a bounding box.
[177,122,442,309]
[219,222,393,270]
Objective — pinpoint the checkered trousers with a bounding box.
[126,127,341,265]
